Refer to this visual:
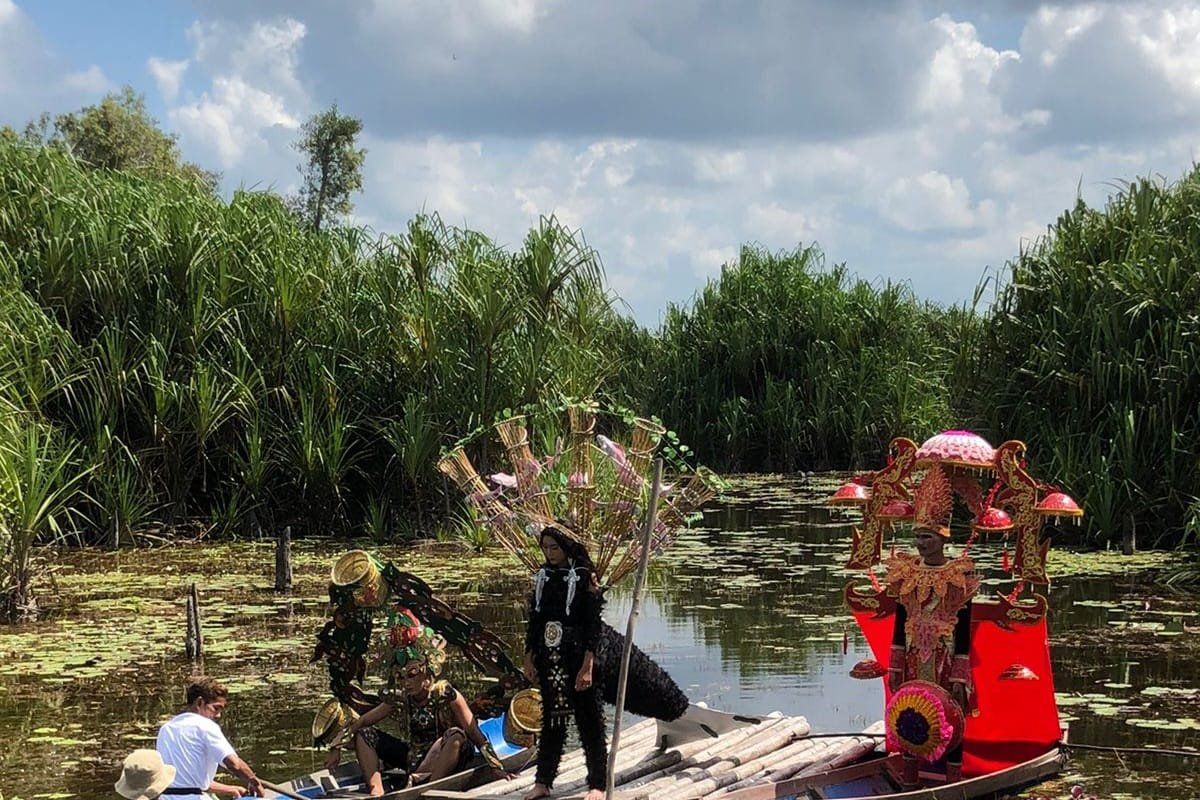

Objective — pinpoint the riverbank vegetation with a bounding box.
[2,135,1199,617]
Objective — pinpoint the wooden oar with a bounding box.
[260,778,316,800]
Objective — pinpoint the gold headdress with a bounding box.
[438,403,719,586]
[913,463,953,537]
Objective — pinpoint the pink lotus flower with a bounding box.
[596,435,627,465]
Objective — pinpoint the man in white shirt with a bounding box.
[156,677,264,799]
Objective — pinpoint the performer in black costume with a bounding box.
[522,526,688,800]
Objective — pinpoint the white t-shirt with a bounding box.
[156,712,237,800]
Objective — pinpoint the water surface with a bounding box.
[1,475,1196,799]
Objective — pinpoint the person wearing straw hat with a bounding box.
[325,608,506,796]
[155,676,265,799]
[115,749,175,800]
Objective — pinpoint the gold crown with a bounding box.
[913,464,952,537]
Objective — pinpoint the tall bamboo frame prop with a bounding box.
[439,404,716,589]
[593,417,664,580]
[438,446,541,572]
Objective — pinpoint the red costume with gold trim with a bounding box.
[836,430,1083,786]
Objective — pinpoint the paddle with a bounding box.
[258,778,314,800]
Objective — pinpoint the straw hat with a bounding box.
[312,697,359,745]
[115,749,176,800]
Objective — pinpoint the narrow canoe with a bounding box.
[722,746,1065,800]
[267,715,533,799]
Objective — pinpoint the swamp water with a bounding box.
[1,475,1197,799]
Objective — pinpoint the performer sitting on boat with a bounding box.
[324,608,505,796]
[884,464,979,787]
[522,525,689,800]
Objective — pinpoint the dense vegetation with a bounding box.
[1,138,1198,617]
[961,175,1200,550]
[0,142,632,617]
[630,244,965,472]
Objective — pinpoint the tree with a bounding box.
[16,87,219,191]
[290,105,366,233]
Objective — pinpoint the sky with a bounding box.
[3,0,1200,323]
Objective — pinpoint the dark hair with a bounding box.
[540,526,595,573]
[185,676,229,705]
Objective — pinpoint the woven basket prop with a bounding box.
[438,404,718,587]
[504,687,543,748]
[312,697,359,746]
[331,550,389,609]
[885,680,966,763]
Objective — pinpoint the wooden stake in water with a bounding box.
[275,525,293,592]
[185,582,203,660]
[606,458,663,800]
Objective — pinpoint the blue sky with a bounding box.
[4,0,1200,323]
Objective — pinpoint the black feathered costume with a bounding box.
[526,561,688,792]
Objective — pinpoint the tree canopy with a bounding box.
[290,104,366,233]
[7,86,219,191]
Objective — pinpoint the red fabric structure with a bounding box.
[853,608,1060,778]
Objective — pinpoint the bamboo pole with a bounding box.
[624,718,786,794]
[529,724,659,794]
[553,716,753,797]
[467,721,660,796]
[606,458,663,800]
[718,736,823,792]
[646,717,810,799]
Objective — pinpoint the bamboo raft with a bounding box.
[425,716,885,800]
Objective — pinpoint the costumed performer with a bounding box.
[324,608,505,797]
[522,525,688,800]
[885,465,979,786]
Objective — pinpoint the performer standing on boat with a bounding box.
[438,409,717,800]
[522,525,690,800]
[884,464,979,786]
[523,526,606,800]
[325,609,504,796]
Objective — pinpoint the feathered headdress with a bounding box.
[913,463,953,537]
[381,607,447,676]
[438,403,719,587]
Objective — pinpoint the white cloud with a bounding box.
[62,65,109,94]
[880,172,977,232]
[10,2,1200,323]
[744,203,819,247]
[147,57,188,102]
[171,77,300,168]
[166,18,308,171]
[0,1,109,120]
[1005,3,1200,143]
[693,247,737,280]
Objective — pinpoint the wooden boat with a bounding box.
[433,713,1062,800]
[721,747,1065,800]
[435,711,881,799]
[267,714,535,799]
[268,705,1062,800]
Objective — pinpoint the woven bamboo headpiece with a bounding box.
[438,405,718,586]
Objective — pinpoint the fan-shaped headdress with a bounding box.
[438,403,719,586]
[913,463,953,537]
